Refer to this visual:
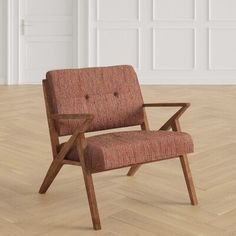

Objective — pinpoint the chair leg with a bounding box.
[127,164,142,176]
[39,161,63,194]
[179,155,198,205]
[82,169,101,230]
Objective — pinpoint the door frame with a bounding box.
[7,0,79,84]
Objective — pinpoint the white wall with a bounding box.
[77,0,89,68]
[0,0,7,84]
[2,0,236,84]
[88,0,236,84]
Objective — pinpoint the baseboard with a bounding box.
[1,77,236,85]
[0,77,7,84]
[138,76,236,85]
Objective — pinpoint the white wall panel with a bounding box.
[153,0,195,21]
[97,29,139,67]
[19,0,75,84]
[88,0,236,84]
[209,29,236,70]
[209,0,236,21]
[26,0,73,16]
[97,0,139,21]
[27,40,72,68]
[22,39,72,83]
[23,19,73,36]
[153,28,195,70]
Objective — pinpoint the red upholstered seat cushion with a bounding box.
[61,130,193,171]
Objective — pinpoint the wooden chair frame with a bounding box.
[39,80,198,230]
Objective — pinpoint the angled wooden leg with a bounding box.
[39,160,63,194]
[82,169,101,230]
[127,164,142,176]
[76,134,101,230]
[171,119,198,205]
[179,154,198,205]
[127,115,149,177]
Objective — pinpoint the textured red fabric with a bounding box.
[60,130,193,171]
[46,65,144,136]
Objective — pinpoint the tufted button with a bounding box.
[114,92,119,97]
[85,94,89,100]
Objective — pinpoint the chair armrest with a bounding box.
[143,103,190,108]
[53,113,94,161]
[143,103,190,131]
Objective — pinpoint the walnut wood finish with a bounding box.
[76,134,101,230]
[127,103,198,206]
[143,103,190,131]
[172,119,198,205]
[39,81,101,230]
[38,113,93,193]
[143,102,190,107]
[42,80,59,159]
[127,108,150,176]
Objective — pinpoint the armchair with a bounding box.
[39,65,197,230]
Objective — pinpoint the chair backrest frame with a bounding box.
[43,79,59,159]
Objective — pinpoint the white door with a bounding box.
[19,0,77,84]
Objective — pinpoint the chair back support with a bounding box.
[45,65,145,136]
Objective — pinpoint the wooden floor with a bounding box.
[0,85,236,236]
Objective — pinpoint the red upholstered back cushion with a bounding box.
[46,65,144,136]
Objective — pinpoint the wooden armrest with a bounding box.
[143,103,190,108]
[55,113,94,161]
[143,103,190,131]
[51,113,94,120]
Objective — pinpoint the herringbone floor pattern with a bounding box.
[0,85,236,236]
